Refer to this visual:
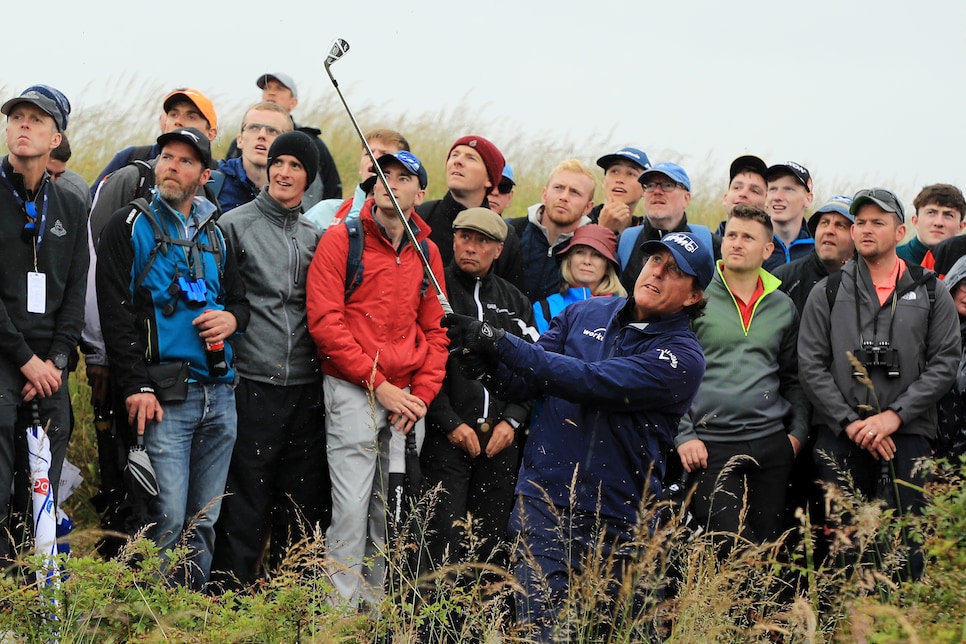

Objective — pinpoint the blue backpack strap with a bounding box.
[617,226,642,270]
[344,218,365,300]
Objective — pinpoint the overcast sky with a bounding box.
[11,0,966,206]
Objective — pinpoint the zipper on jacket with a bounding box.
[144,317,154,363]
[473,279,484,321]
[473,278,490,419]
[290,236,300,287]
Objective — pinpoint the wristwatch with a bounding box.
[50,353,69,370]
[506,418,522,430]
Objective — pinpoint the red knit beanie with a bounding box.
[449,135,505,191]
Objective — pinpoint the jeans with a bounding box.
[145,382,236,590]
[509,495,642,643]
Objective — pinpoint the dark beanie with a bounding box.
[268,131,320,191]
[449,135,504,192]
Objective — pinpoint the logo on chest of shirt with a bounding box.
[581,327,606,342]
[49,219,67,237]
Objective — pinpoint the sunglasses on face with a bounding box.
[495,179,514,195]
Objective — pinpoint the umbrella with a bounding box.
[387,428,406,528]
[125,433,159,498]
[26,401,58,587]
[404,428,424,501]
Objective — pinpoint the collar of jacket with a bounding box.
[642,211,691,237]
[448,259,494,288]
[714,261,782,297]
[440,191,487,223]
[152,189,217,229]
[252,185,302,228]
[525,201,591,246]
[360,198,429,244]
[617,296,693,333]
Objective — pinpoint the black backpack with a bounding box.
[343,217,429,301]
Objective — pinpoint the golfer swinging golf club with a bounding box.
[445,230,713,637]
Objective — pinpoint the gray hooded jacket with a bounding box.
[219,186,321,386]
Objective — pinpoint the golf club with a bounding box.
[324,38,453,315]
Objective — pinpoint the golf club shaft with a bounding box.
[325,58,453,315]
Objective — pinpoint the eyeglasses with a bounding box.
[642,180,682,193]
[496,179,514,195]
[242,123,283,137]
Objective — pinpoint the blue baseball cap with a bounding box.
[1,84,71,132]
[376,150,428,189]
[596,147,651,172]
[502,163,515,185]
[639,162,691,192]
[807,195,854,237]
[640,231,714,289]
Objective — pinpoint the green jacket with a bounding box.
[676,262,809,445]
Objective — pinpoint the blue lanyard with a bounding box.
[0,163,49,251]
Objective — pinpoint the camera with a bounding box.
[852,340,900,378]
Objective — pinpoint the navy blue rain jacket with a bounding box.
[491,296,705,525]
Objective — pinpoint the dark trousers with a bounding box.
[210,377,329,591]
[692,431,795,554]
[508,495,647,643]
[419,428,519,571]
[813,428,929,580]
[0,360,70,563]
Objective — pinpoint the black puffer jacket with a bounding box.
[426,262,536,436]
[772,251,830,315]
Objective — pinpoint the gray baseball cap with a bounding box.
[257,73,298,97]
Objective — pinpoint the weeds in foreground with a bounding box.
[30,364,966,641]
[2,457,966,641]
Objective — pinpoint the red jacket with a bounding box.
[307,200,449,405]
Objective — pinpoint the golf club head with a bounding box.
[325,38,350,68]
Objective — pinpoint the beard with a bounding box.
[157,176,197,210]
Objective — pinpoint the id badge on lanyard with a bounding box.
[27,271,46,313]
